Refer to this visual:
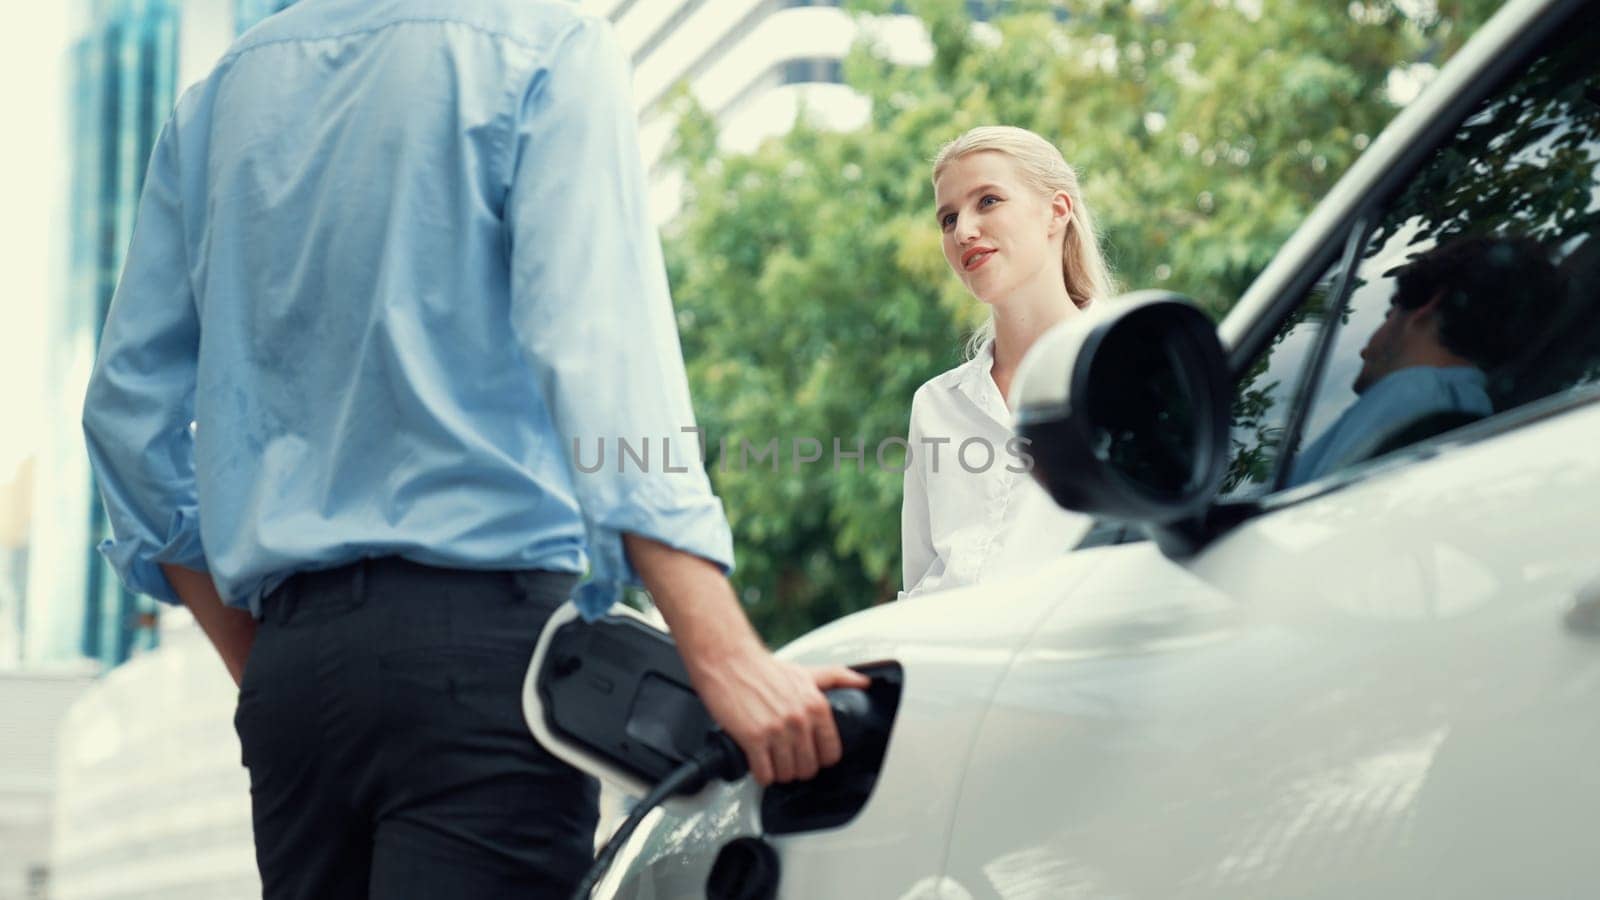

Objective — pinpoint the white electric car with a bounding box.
[558,0,1600,895]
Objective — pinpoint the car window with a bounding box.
[1220,262,1342,499]
[1281,25,1600,489]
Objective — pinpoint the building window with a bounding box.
[781,57,844,85]
[634,0,710,67]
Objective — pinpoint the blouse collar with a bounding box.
[951,339,1010,427]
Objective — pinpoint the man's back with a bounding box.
[86,0,729,613]
[1290,365,1492,485]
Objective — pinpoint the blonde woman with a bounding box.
[900,126,1115,598]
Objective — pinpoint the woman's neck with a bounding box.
[990,291,1078,379]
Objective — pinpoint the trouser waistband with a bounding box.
[260,557,578,625]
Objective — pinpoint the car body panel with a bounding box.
[944,399,1600,898]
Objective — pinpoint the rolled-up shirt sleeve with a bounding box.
[82,119,206,605]
[505,16,734,619]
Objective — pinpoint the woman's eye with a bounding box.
[980,195,1001,208]
[941,213,957,229]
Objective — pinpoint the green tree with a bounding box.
[663,0,1497,643]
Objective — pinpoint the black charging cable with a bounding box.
[570,687,876,899]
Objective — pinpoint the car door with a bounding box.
[942,5,1600,898]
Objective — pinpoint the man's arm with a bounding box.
[623,535,868,786]
[504,20,866,784]
[160,564,257,686]
[84,115,215,642]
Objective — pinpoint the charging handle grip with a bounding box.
[699,687,879,787]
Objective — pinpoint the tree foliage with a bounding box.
[661,0,1497,643]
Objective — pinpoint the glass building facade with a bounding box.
[234,0,297,33]
[25,0,298,671]
[78,0,180,667]
[24,0,181,671]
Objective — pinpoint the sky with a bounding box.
[0,6,71,485]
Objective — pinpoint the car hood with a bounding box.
[778,547,1104,666]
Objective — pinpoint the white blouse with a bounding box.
[899,341,1091,599]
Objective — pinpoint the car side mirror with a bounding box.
[1012,291,1231,525]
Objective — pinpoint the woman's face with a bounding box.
[934,151,1068,307]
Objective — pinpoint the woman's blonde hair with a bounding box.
[932,125,1115,359]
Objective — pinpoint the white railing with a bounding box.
[613,0,700,61]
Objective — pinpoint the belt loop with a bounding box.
[513,570,578,608]
[512,570,539,606]
[275,574,297,626]
[352,557,370,608]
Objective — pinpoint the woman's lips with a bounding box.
[964,249,995,271]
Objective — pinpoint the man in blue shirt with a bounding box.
[81,2,865,895]
[1290,235,1558,485]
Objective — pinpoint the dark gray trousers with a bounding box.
[234,557,598,899]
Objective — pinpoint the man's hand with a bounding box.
[161,564,256,686]
[691,648,870,785]
[622,534,870,786]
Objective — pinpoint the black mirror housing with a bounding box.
[1012,291,1231,525]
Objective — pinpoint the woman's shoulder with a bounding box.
[920,364,969,394]
[918,343,992,398]
[911,360,976,413]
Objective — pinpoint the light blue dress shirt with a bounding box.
[1289,365,1492,486]
[82,0,733,618]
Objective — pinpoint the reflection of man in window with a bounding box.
[1290,236,1559,485]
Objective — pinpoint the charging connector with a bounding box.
[527,612,899,898]
[570,688,879,899]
